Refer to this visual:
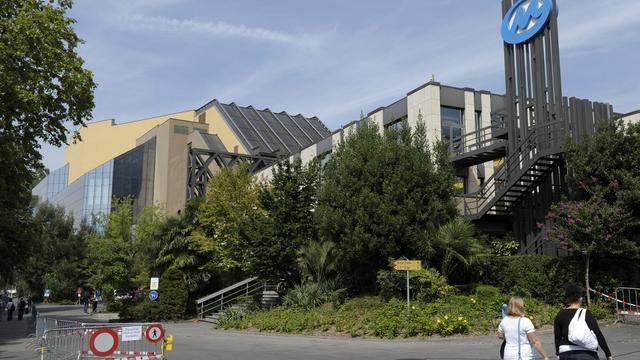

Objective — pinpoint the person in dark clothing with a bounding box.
[17,298,26,320]
[6,298,15,321]
[554,284,613,360]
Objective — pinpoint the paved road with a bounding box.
[2,305,639,360]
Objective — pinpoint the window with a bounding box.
[384,116,407,132]
[475,111,482,142]
[454,176,468,194]
[441,106,464,148]
[198,113,206,124]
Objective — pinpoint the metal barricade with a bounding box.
[41,323,167,360]
[36,316,82,338]
[615,287,640,323]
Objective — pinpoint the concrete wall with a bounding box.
[64,110,195,183]
[407,83,441,145]
[368,109,384,136]
[622,111,640,126]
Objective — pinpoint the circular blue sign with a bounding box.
[501,0,553,44]
[149,290,159,301]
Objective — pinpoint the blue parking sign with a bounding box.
[149,290,159,301]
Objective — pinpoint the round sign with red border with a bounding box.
[89,328,119,357]
[145,324,164,343]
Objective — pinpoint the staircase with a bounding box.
[196,277,278,323]
[458,120,565,220]
[450,122,507,167]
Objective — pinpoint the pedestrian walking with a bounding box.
[554,284,613,360]
[498,296,550,360]
[82,292,89,313]
[6,298,15,321]
[25,297,31,314]
[17,298,26,320]
[91,294,98,314]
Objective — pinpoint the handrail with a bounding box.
[450,123,506,156]
[196,276,258,304]
[460,120,566,217]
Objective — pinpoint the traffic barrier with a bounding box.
[39,321,170,359]
[589,287,640,322]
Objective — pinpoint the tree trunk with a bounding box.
[585,252,591,306]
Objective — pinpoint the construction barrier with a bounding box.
[589,287,640,322]
[38,318,171,359]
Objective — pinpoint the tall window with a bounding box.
[441,106,464,146]
[475,111,482,142]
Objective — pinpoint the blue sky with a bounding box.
[41,0,640,170]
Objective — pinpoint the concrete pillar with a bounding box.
[407,83,441,146]
[368,109,385,137]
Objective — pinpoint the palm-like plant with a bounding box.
[432,218,485,279]
[297,240,338,284]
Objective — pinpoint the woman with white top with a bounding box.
[499,296,550,360]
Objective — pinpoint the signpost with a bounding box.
[145,324,165,343]
[89,328,119,357]
[393,260,422,311]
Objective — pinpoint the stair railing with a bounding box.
[459,120,565,218]
[196,277,266,320]
[450,123,506,156]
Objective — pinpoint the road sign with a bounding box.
[149,290,159,301]
[89,328,119,357]
[44,289,51,298]
[150,277,159,291]
[393,260,421,271]
[145,324,164,343]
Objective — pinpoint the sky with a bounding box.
[40,0,640,171]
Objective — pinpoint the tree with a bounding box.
[431,218,485,283]
[195,164,263,272]
[546,120,640,303]
[132,204,165,286]
[18,203,88,300]
[297,240,337,284]
[247,159,320,285]
[0,0,95,281]
[547,198,633,304]
[316,120,457,292]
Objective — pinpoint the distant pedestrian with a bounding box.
[6,298,15,321]
[554,284,613,360]
[92,295,98,314]
[17,298,26,320]
[498,296,550,360]
[82,293,89,313]
[25,297,31,314]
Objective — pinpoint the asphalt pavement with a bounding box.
[2,304,639,360]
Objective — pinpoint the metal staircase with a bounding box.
[450,122,507,167]
[195,277,278,323]
[458,120,565,220]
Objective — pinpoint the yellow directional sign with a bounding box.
[393,260,421,271]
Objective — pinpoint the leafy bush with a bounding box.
[282,281,345,309]
[220,293,557,338]
[377,268,454,303]
[474,285,501,299]
[119,267,188,321]
[588,299,615,320]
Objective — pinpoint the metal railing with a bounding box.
[40,323,166,360]
[449,123,506,156]
[459,120,566,218]
[195,277,267,320]
[615,287,640,322]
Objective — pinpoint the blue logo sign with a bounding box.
[149,290,159,301]
[501,0,553,44]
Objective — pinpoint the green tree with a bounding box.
[195,164,262,271]
[316,120,457,292]
[18,203,88,300]
[297,240,338,284]
[85,200,135,292]
[247,159,320,284]
[132,204,165,286]
[0,0,95,282]
[431,218,485,283]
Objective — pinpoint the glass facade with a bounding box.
[47,164,69,198]
[83,160,113,223]
[112,137,156,216]
[441,106,464,144]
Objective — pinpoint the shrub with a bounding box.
[283,281,346,309]
[119,267,188,321]
[588,300,615,320]
[474,285,501,299]
[377,268,453,303]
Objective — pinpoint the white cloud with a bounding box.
[116,13,323,49]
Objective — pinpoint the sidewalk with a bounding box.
[0,310,37,360]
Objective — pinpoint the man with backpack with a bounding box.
[554,284,613,360]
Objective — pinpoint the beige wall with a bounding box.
[201,105,248,154]
[136,119,208,215]
[64,110,195,183]
[622,112,640,126]
[407,84,441,146]
[368,110,384,136]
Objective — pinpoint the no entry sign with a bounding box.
[89,328,119,357]
[145,324,164,343]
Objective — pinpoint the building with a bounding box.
[33,101,330,225]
